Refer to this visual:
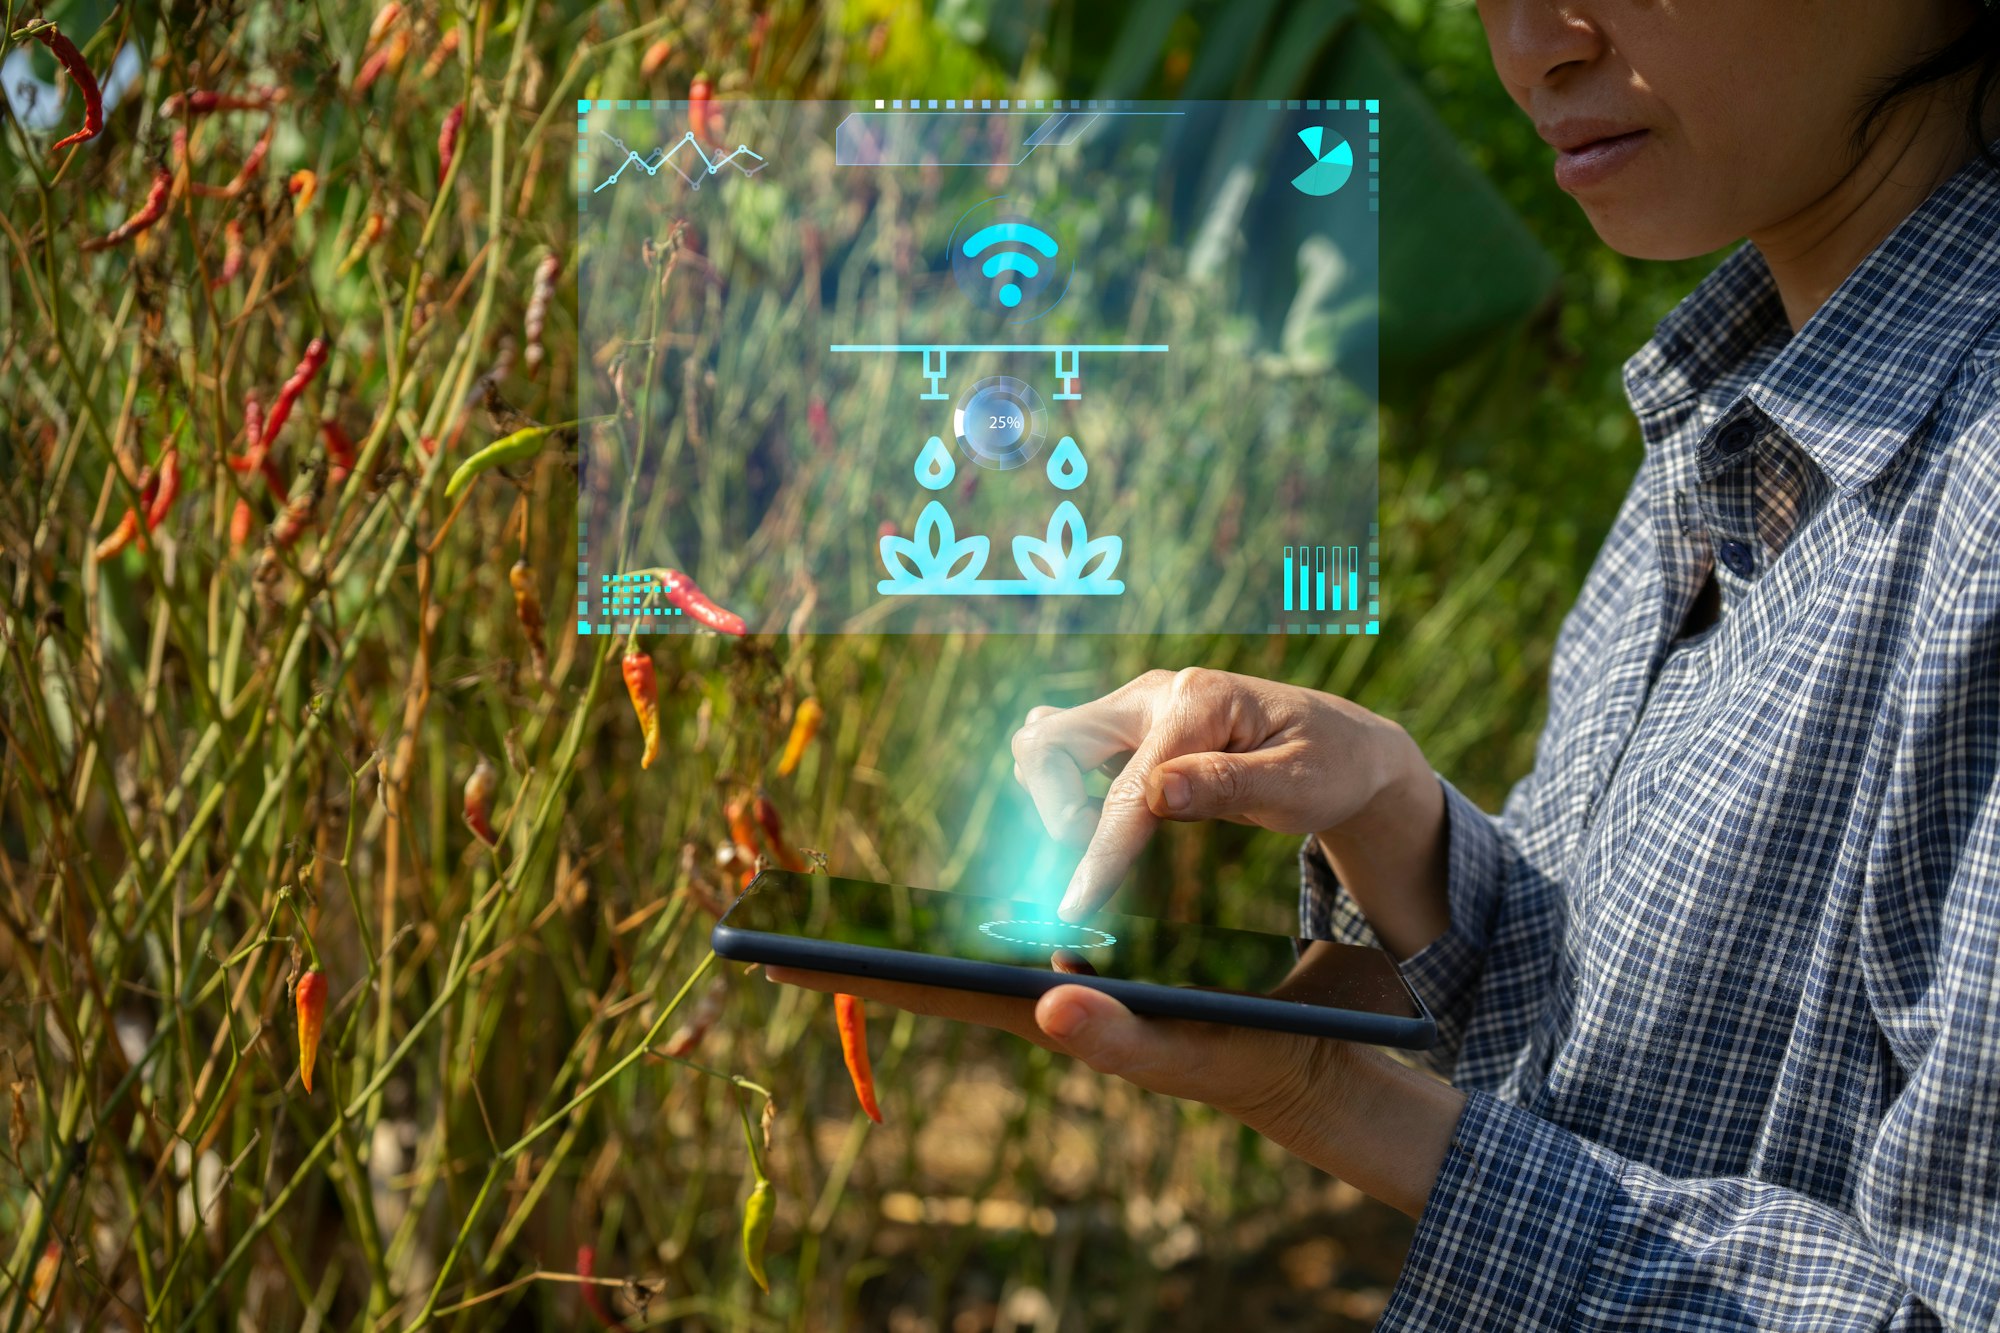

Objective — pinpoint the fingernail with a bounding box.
[1041,996,1089,1041]
[1056,883,1084,921]
[1159,771,1190,811]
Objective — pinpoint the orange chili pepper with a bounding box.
[420,28,462,80]
[834,993,882,1123]
[641,39,673,79]
[146,448,181,530]
[622,651,660,769]
[776,698,823,777]
[295,969,327,1093]
[288,168,317,216]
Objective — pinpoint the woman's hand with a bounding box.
[1012,667,1450,957]
[761,963,1464,1219]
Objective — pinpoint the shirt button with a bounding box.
[1716,421,1756,456]
[1718,539,1756,577]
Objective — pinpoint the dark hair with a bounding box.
[1852,6,2000,170]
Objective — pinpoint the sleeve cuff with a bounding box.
[1378,1089,1618,1331]
[1298,777,1507,1068]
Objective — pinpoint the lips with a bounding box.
[1551,128,1650,192]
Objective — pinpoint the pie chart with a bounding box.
[1290,126,1354,197]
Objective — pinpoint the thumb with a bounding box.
[1143,749,1284,823]
[1033,984,1157,1074]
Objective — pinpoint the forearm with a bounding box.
[1237,1042,1466,1219]
[1313,722,1450,959]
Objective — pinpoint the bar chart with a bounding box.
[1274,528,1379,635]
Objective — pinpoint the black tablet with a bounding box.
[712,870,1437,1048]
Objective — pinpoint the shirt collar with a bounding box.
[1624,137,2000,493]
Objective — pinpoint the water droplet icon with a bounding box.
[1046,436,1086,490]
[915,435,955,490]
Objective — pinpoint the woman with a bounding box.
[771,1,2000,1325]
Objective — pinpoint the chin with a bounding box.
[1577,203,1731,262]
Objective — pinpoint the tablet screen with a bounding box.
[724,871,1420,1019]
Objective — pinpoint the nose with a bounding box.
[1482,0,1605,89]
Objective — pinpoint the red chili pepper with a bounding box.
[436,103,464,186]
[576,1244,626,1330]
[146,449,181,530]
[658,569,747,636]
[463,758,498,847]
[230,498,253,548]
[752,790,807,872]
[193,118,273,199]
[228,391,285,500]
[262,338,330,449]
[353,28,410,95]
[34,24,103,154]
[662,976,727,1058]
[835,993,883,1123]
[321,420,357,484]
[82,169,172,252]
[808,395,833,454]
[295,969,327,1094]
[209,218,245,290]
[623,652,660,769]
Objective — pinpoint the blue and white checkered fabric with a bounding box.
[1302,139,2000,1329]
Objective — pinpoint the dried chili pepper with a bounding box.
[443,425,550,499]
[463,758,498,847]
[295,968,327,1093]
[209,218,245,290]
[641,39,673,79]
[623,651,660,769]
[776,698,823,777]
[32,24,103,154]
[261,337,329,448]
[752,791,807,872]
[163,88,283,117]
[658,568,747,636]
[835,993,883,1123]
[82,168,171,252]
[436,102,464,186]
[338,212,385,275]
[663,976,727,1058]
[524,252,559,372]
[741,1177,774,1292]
[510,559,548,683]
[288,168,317,216]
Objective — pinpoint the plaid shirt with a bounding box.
[1302,141,2000,1330]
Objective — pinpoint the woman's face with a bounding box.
[1476,0,1976,258]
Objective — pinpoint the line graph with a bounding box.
[592,130,769,193]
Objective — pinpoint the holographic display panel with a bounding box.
[576,97,1381,636]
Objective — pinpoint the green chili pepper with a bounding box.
[443,426,551,499]
[741,1176,774,1293]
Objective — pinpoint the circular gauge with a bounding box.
[953,376,1047,471]
[977,919,1118,950]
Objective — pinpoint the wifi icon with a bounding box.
[960,220,1060,309]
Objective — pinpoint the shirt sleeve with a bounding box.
[1297,777,1509,1075]
[1372,720,2000,1328]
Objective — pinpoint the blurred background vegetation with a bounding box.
[0,0,1722,1329]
